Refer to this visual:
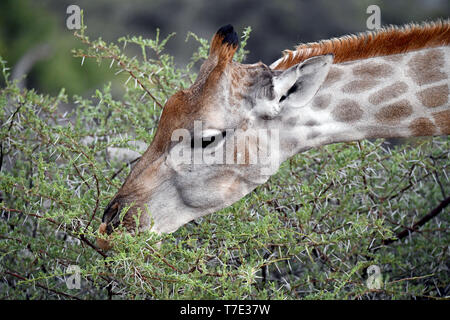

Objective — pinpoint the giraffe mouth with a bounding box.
[97,222,112,251]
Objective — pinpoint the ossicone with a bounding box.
[215,24,239,47]
[209,24,239,64]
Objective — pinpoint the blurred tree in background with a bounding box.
[0,0,115,95]
[1,0,448,95]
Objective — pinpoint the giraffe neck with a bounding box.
[281,45,450,154]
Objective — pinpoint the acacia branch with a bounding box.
[4,270,81,300]
[382,196,450,246]
[1,206,107,258]
[73,33,163,109]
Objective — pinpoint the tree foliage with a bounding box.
[0,25,448,300]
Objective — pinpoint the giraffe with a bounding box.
[98,21,450,250]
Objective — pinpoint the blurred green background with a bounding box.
[0,0,448,96]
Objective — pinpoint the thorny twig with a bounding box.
[382,196,450,246]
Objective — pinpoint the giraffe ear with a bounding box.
[274,54,333,107]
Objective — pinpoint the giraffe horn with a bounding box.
[209,24,239,65]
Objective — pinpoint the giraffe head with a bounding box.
[99,25,332,245]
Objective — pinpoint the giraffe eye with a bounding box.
[279,83,299,103]
[191,130,227,149]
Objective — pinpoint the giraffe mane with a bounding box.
[271,19,450,70]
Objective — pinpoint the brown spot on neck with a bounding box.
[368,82,408,105]
[305,120,318,126]
[432,110,450,134]
[306,130,321,140]
[352,62,394,78]
[312,93,332,110]
[375,99,413,123]
[407,48,447,86]
[417,84,449,108]
[342,79,380,94]
[409,117,437,136]
[332,99,364,123]
[323,67,343,87]
[382,54,404,63]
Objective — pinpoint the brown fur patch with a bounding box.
[352,62,394,78]
[408,117,437,136]
[332,99,364,122]
[272,20,450,70]
[368,82,408,105]
[417,84,449,108]
[342,79,379,94]
[375,99,413,123]
[407,48,447,86]
[312,93,332,110]
[432,110,450,134]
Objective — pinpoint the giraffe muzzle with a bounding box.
[101,200,121,234]
[97,200,121,251]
